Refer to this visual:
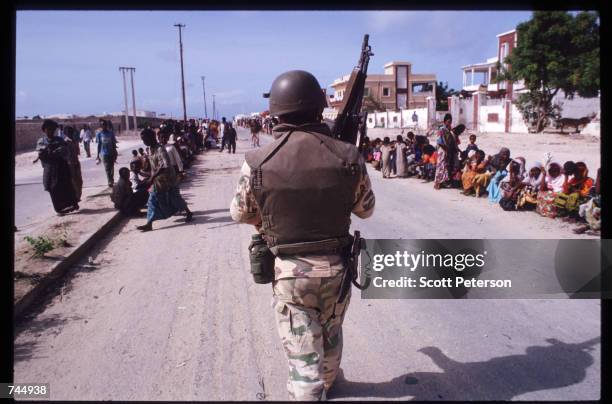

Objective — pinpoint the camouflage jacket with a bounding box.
[230,160,375,280]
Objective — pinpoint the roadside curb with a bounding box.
[14,210,124,320]
[14,158,195,320]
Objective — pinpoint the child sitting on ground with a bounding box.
[417,144,437,181]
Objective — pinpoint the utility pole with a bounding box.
[119,67,130,132]
[174,23,187,123]
[201,76,208,119]
[129,67,137,131]
[212,94,216,121]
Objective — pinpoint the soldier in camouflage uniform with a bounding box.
[230,70,375,400]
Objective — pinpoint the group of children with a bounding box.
[361,118,601,235]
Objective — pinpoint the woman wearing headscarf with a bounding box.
[63,125,83,202]
[516,161,544,210]
[433,113,456,189]
[485,147,512,203]
[554,161,594,219]
[498,157,526,210]
[450,124,466,186]
[536,160,564,218]
[461,149,487,195]
[36,120,80,215]
[574,168,601,234]
[394,135,408,178]
[380,137,394,179]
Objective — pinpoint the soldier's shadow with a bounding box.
[329,336,599,400]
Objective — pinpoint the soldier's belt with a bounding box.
[270,237,352,256]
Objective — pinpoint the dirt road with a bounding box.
[14,128,600,400]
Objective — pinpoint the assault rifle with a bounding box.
[331,34,374,147]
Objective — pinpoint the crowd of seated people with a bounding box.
[359,113,601,235]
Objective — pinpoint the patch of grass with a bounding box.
[23,235,55,258]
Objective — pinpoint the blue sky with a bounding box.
[16,10,532,119]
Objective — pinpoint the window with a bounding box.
[382,87,390,97]
[487,113,499,122]
[368,117,373,123]
[412,83,433,94]
[380,117,385,123]
[364,87,370,97]
[393,116,398,122]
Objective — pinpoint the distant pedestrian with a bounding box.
[96,120,118,187]
[136,128,193,232]
[36,119,79,215]
[225,122,237,154]
[219,117,228,152]
[80,124,93,157]
[250,119,261,147]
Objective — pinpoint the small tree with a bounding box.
[435,81,458,110]
[363,94,386,112]
[496,11,599,132]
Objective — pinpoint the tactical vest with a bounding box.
[244,123,361,249]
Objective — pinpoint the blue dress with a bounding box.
[487,170,508,203]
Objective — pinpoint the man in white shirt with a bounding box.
[80,124,93,157]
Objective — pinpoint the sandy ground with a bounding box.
[14,128,600,401]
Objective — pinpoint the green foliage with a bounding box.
[514,92,561,131]
[496,11,599,132]
[363,94,386,112]
[435,81,458,111]
[24,236,55,258]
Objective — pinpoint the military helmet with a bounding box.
[263,70,327,117]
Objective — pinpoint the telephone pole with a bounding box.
[119,67,131,132]
[128,68,137,131]
[174,23,187,122]
[201,76,208,119]
[212,94,216,121]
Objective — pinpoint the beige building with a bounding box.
[329,61,436,111]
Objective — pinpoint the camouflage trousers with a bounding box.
[272,273,351,401]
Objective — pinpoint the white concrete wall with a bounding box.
[509,103,529,133]
[581,111,600,137]
[400,108,427,130]
[553,91,600,119]
[387,111,402,128]
[375,112,388,128]
[479,104,505,133]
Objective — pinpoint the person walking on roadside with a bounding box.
[250,118,261,147]
[225,122,237,154]
[219,117,227,152]
[63,125,83,202]
[36,119,80,215]
[80,124,93,157]
[96,120,118,187]
[136,128,193,232]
